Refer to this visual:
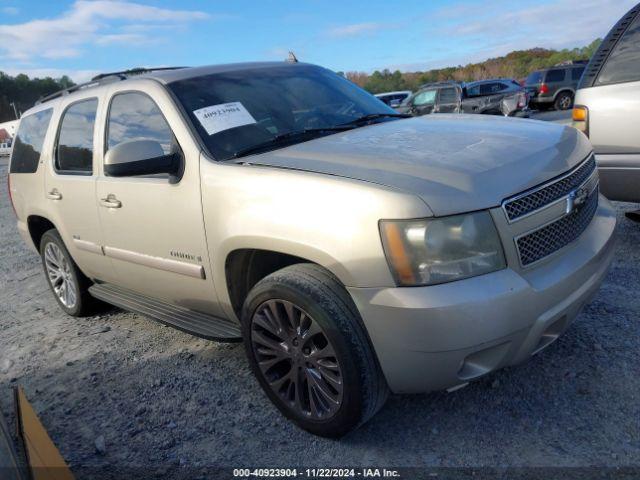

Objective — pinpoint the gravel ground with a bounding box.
[1,158,639,478]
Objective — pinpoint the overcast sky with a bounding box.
[0,0,636,82]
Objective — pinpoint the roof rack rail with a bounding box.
[418,80,462,88]
[553,59,589,67]
[35,66,187,106]
[91,66,187,82]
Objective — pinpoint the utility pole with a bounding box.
[9,102,19,119]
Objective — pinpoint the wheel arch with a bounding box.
[27,215,58,251]
[553,87,575,100]
[220,239,354,321]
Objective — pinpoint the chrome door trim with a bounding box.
[103,246,205,279]
[73,238,104,255]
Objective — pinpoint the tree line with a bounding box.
[0,73,75,123]
[341,39,602,94]
[0,39,602,123]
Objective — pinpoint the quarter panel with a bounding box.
[576,81,640,154]
[576,82,640,201]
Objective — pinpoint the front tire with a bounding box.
[40,229,96,316]
[241,264,388,437]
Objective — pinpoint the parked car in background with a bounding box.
[396,80,528,117]
[525,62,587,111]
[573,2,640,210]
[0,141,12,157]
[375,90,412,107]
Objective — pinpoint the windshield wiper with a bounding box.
[230,126,354,160]
[338,112,411,127]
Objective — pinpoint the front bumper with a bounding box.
[596,153,640,203]
[348,197,617,394]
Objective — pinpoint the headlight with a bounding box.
[379,211,506,286]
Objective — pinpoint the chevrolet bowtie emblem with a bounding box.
[566,187,589,215]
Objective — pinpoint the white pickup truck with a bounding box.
[0,143,13,157]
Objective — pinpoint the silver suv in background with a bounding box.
[8,62,616,437]
[573,2,640,212]
[397,80,528,116]
[374,90,412,107]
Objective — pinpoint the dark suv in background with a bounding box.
[526,62,587,110]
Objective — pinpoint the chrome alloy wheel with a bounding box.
[250,299,344,420]
[44,242,77,309]
[559,95,572,110]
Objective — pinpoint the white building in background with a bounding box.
[0,119,19,139]
[0,119,19,157]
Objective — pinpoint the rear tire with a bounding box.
[241,263,388,437]
[554,91,573,111]
[40,229,97,317]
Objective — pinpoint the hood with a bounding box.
[244,115,592,216]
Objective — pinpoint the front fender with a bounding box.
[199,154,432,319]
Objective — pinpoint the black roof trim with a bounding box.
[35,66,187,106]
[418,81,462,89]
[579,3,640,89]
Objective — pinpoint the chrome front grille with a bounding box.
[516,189,599,266]
[503,155,596,222]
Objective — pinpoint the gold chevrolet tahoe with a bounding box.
[8,62,616,437]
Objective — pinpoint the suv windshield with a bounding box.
[169,64,399,160]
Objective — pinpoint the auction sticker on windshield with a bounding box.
[193,102,257,135]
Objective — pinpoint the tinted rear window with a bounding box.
[438,87,458,103]
[597,12,640,85]
[545,69,566,82]
[571,67,585,81]
[9,109,53,174]
[525,71,543,84]
[480,82,508,95]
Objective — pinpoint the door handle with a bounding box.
[99,194,122,209]
[46,189,62,200]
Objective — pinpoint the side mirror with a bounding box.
[104,140,182,182]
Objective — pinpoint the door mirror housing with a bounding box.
[104,140,182,182]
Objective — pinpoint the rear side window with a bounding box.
[597,13,640,85]
[107,92,174,155]
[438,87,458,104]
[479,82,507,95]
[9,109,53,174]
[545,69,566,82]
[571,67,585,81]
[55,99,98,174]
